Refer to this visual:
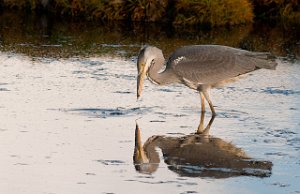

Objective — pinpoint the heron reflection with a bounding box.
[133,117,272,178]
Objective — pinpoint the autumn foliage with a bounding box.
[0,0,299,26]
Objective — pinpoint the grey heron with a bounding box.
[137,45,277,115]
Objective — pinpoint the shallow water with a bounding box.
[0,11,300,194]
[0,52,299,194]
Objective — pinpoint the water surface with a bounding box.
[0,12,299,194]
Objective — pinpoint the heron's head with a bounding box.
[137,45,162,99]
[134,123,159,174]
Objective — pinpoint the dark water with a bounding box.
[0,11,300,194]
[0,11,299,59]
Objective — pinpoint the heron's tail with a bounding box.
[247,52,278,70]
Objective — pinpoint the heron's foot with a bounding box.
[197,125,204,134]
[196,125,210,135]
[196,114,216,135]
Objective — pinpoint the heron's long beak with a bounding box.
[137,65,146,100]
[134,123,149,164]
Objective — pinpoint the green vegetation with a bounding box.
[0,0,299,26]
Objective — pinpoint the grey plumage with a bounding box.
[168,45,276,86]
[136,45,278,115]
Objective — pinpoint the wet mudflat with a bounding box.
[0,12,300,194]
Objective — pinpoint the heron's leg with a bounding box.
[200,92,205,113]
[197,105,216,134]
[197,108,205,134]
[202,90,216,116]
[202,114,216,135]
[197,92,206,133]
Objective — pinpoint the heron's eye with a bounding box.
[151,59,155,65]
[148,59,155,71]
[149,59,155,68]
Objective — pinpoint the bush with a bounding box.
[251,0,300,22]
[173,0,254,26]
[1,0,299,26]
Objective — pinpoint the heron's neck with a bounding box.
[147,57,178,85]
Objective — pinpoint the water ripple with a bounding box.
[66,106,153,118]
[261,87,300,96]
[96,159,126,165]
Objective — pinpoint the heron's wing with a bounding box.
[167,45,272,85]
